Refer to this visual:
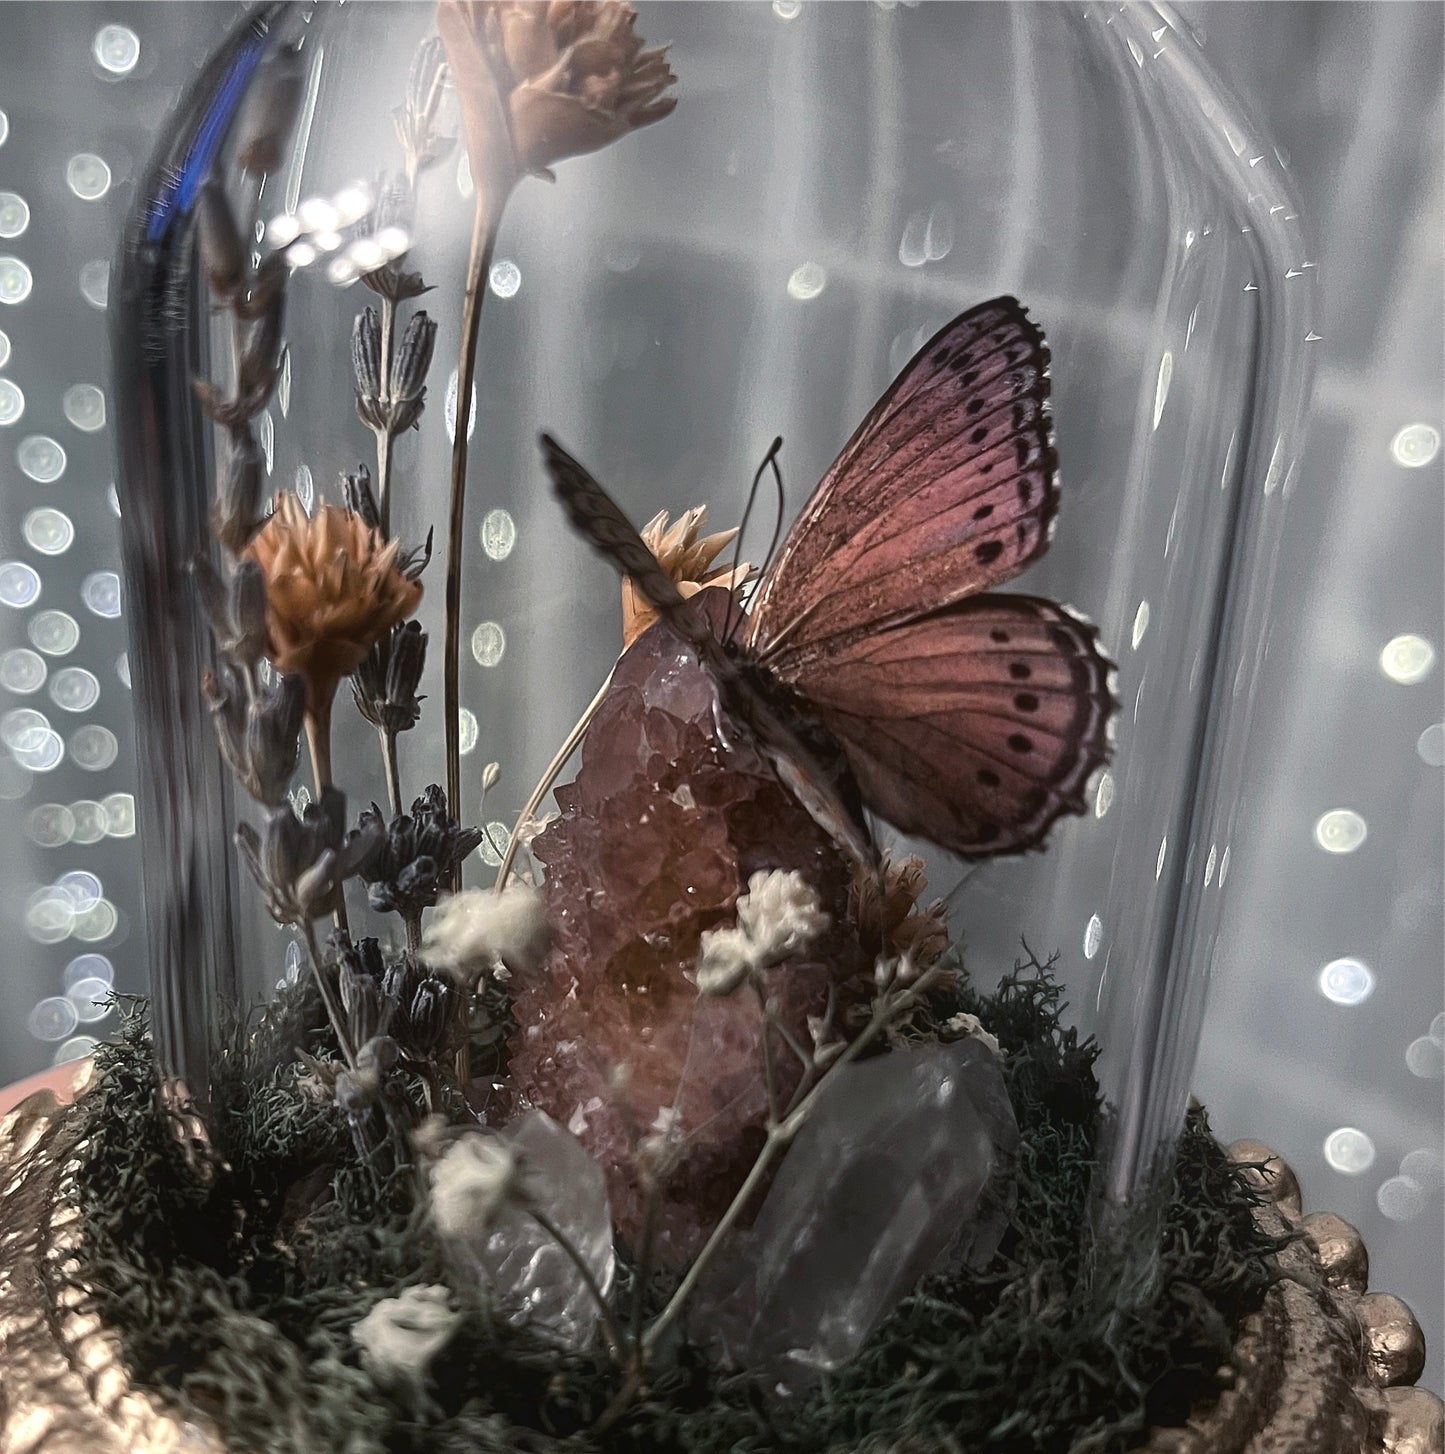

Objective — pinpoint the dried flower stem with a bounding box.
[303,697,351,936]
[380,725,403,820]
[494,666,615,889]
[444,199,503,873]
[642,959,949,1354]
[300,917,358,1069]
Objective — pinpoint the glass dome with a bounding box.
[107,1,1317,1232]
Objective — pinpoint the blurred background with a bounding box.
[0,0,1439,1393]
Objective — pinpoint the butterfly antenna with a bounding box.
[724,436,785,645]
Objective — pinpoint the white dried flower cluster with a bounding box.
[695,869,829,996]
[352,1284,460,1378]
[422,882,550,980]
[430,1131,520,1241]
[944,1010,1002,1058]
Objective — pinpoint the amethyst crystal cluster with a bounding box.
[513,598,887,1267]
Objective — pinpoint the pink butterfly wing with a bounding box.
[795,595,1115,855]
[747,297,1058,663]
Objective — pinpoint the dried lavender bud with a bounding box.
[213,428,265,554]
[332,930,387,984]
[339,960,387,1047]
[237,284,286,403]
[382,954,426,1012]
[359,176,431,303]
[341,464,381,529]
[356,785,485,922]
[397,529,433,583]
[353,619,427,734]
[357,1034,400,1075]
[393,35,454,172]
[352,308,383,403]
[234,41,306,176]
[236,786,381,925]
[202,659,304,807]
[193,555,267,665]
[405,976,453,1056]
[198,181,245,300]
[393,311,437,405]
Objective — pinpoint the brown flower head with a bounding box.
[621,505,753,648]
[849,854,950,974]
[438,0,678,190]
[245,493,423,712]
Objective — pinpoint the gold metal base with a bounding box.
[2,1083,1439,1453]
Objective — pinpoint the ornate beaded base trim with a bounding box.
[1131,1140,1441,1454]
[1,1083,1438,1454]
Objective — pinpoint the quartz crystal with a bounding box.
[695,1039,1018,1385]
[474,1110,615,1350]
[517,593,873,1264]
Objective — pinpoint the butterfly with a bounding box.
[541,296,1116,869]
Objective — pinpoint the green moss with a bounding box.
[60,960,1281,1454]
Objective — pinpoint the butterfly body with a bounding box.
[543,296,1116,865]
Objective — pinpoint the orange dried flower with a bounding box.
[245,493,423,713]
[437,0,678,189]
[621,505,753,648]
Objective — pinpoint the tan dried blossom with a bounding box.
[245,493,423,715]
[437,0,678,191]
[849,854,950,973]
[622,505,753,648]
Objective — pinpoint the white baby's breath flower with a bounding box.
[944,1011,1002,1058]
[352,1284,460,1378]
[735,869,829,967]
[422,882,550,978]
[430,1131,520,1241]
[695,925,754,997]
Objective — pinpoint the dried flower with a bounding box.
[340,467,433,580]
[201,656,305,807]
[353,308,438,438]
[354,785,486,923]
[438,0,678,192]
[193,556,268,666]
[422,882,550,979]
[353,1284,460,1378]
[236,786,381,926]
[736,868,830,967]
[212,427,266,554]
[694,870,828,996]
[848,854,950,973]
[353,620,429,736]
[944,1011,1001,1058]
[393,36,457,175]
[244,492,423,715]
[622,505,751,648]
[430,1131,520,1240]
[359,177,432,303]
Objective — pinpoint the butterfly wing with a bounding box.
[540,434,878,874]
[795,595,1115,856]
[747,297,1058,664]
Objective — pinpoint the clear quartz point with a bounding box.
[695,1038,1017,1386]
[478,1110,615,1349]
